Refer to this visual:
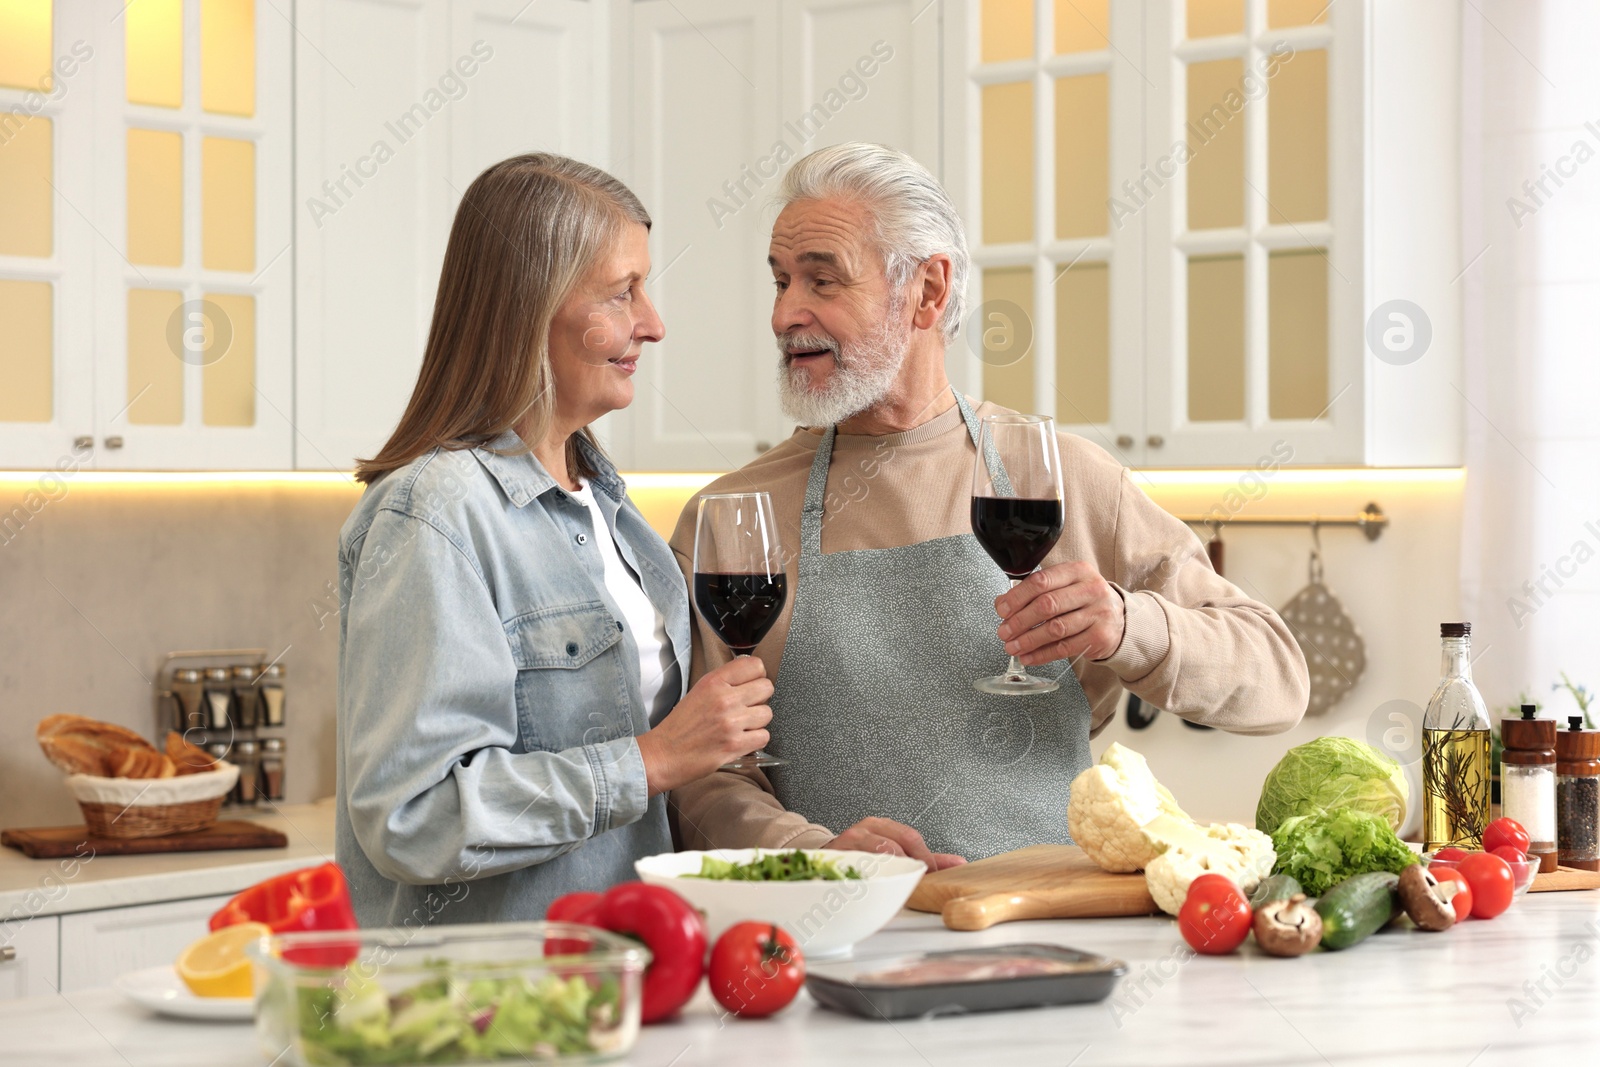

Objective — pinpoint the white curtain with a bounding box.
[1460,2,1600,722]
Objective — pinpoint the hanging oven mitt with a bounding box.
[1279,533,1367,717]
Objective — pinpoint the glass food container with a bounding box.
[249,923,648,1067]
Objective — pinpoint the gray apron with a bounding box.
[766,390,1094,859]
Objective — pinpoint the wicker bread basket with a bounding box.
[64,763,239,838]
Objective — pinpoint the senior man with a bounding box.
[667,143,1309,866]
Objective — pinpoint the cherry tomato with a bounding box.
[1433,847,1471,862]
[708,922,806,1018]
[1178,874,1252,955]
[1484,817,1531,856]
[1431,868,1474,923]
[1457,852,1515,919]
[1491,845,1528,866]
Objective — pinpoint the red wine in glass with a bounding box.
[692,492,788,768]
[971,414,1066,695]
[691,572,788,653]
[971,497,1065,579]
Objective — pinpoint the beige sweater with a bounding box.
[666,398,1309,851]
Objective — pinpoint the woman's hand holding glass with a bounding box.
[636,657,774,795]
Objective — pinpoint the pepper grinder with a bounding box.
[169,668,205,732]
[231,664,260,729]
[1556,716,1600,872]
[1501,704,1558,873]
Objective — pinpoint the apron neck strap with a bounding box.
[799,388,997,556]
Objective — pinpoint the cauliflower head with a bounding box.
[1143,818,1276,916]
[1068,743,1187,872]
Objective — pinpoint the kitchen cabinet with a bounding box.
[0,0,293,470]
[946,0,1464,467]
[0,915,60,1001]
[293,0,607,472]
[608,0,943,471]
[58,892,233,994]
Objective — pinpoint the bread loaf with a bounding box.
[36,714,163,779]
[165,731,219,776]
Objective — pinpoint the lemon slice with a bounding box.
[176,922,270,998]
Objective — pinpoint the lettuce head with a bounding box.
[1270,807,1419,895]
[1256,736,1408,837]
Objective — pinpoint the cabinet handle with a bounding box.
[1146,434,1165,448]
[73,435,94,451]
[104,436,125,450]
[0,945,14,962]
[1115,434,1134,449]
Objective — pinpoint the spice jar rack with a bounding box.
[156,648,288,808]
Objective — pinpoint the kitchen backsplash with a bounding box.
[0,469,1463,833]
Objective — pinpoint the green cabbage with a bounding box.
[1269,808,1419,896]
[1255,736,1409,836]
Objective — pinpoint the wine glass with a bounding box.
[693,492,789,769]
[970,414,1065,695]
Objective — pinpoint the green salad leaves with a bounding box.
[1256,737,1410,837]
[292,967,621,1065]
[1269,808,1419,896]
[687,850,862,882]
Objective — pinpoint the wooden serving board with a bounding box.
[1,820,288,859]
[1529,865,1600,892]
[906,844,1161,930]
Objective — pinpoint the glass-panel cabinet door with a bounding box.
[1143,0,1361,465]
[95,0,290,469]
[961,0,1143,465]
[0,0,95,472]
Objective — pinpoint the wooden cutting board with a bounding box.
[1,820,288,859]
[906,844,1161,930]
[1529,865,1600,892]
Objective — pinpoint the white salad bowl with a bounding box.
[634,848,926,960]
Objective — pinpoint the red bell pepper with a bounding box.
[545,882,706,1024]
[210,862,360,967]
[210,862,359,934]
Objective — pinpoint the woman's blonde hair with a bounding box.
[356,154,651,485]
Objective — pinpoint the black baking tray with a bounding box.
[805,943,1126,1021]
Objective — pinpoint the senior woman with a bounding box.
[335,154,773,926]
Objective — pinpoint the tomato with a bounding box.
[1431,868,1474,923]
[1457,852,1515,919]
[1433,847,1470,862]
[1484,817,1531,856]
[1491,845,1528,866]
[708,922,806,1018]
[1178,874,1252,955]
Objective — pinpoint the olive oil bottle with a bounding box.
[1423,622,1492,850]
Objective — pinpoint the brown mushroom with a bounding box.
[1398,864,1457,931]
[1252,893,1323,957]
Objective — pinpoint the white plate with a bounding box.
[113,965,253,1021]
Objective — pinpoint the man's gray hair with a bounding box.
[776,143,969,342]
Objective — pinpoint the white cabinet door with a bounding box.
[58,893,233,993]
[619,0,943,471]
[295,0,608,472]
[0,916,61,1001]
[293,0,458,472]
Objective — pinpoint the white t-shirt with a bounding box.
[570,482,679,723]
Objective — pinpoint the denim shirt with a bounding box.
[333,432,688,927]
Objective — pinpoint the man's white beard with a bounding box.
[775,308,911,428]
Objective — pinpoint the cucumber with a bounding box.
[1248,874,1303,910]
[1315,872,1402,950]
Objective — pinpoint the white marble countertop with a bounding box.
[5,886,1600,1067]
[0,799,337,917]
